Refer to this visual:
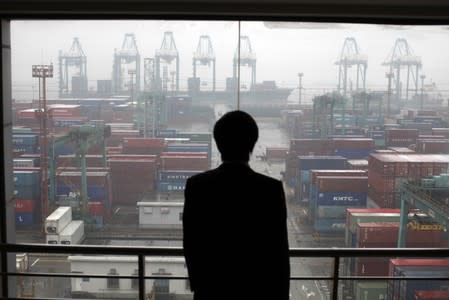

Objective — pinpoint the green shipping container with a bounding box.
[317,205,356,219]
[355,281,387,300]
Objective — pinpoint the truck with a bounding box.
[45,206,72,234]
[59,220,84,245]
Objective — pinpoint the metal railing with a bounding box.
[2,244,449,300]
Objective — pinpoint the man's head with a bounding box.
[213,110,259,162]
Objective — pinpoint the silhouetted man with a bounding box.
[183,110,290,300]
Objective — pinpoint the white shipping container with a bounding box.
[59,220,84,245]
[13,159,35,168]
[46,234,59,244]
[45,206,72,234]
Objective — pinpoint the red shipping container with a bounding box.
[56,171,110,185]
[14,199,34,213]
[88,201,104,216]
[266,147,288,160]
[161,152,208,157]
[415,290,449,300]
[389,259,449,277]
[385,129,418,147]
[354,257,390,276]
[123,138,165,148]
[316,176,368,192]
[48,104,81,118]
[332,138,374,149]
[108,154,157,161]
[432,128,449,139]
[310,169,367,184]
[357,222,445,248]
[368,170,395,193]
[160,156,208,171]
[345,208,401,230]
[418,135,445,140]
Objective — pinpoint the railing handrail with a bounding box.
[5,243,449,257]
[5,243,449,300]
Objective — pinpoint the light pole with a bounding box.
[32,64,53,232]
[128,69,136,123]
[420,75,426,110]
[386,72,393,117]
[298,72,303,106]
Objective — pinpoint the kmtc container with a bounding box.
[45,206,72,234]
[296,156,347,202]
[59,220,84,245]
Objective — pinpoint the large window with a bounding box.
[8,20,449,299]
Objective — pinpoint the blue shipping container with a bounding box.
[314,218,345,233]
[14,171,40,186]
[157,181,186,192]
[14,186,40,199]
[56,185,108,202]
[15,212,35,226]
[334,149,373,159]
[158,170,200,182]
[317,192,367,206]
[12,134,39,146]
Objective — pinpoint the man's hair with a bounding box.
[213,110,259,162]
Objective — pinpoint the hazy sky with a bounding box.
[10,20,449,101]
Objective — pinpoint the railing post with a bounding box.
[138,254,145,300]
[332,256,340,300]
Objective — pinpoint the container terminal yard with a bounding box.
[9,28,449,300]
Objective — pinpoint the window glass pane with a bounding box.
[9,19,449,300]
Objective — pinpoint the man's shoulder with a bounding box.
[187,168,218,184]
[252,170,282,186]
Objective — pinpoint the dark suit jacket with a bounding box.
[183,162,290,300]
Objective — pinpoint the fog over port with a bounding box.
[10,21,449,103]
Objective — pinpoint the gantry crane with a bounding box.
[155,31,179,93]
[192,35,216,92]
[58,37,88,98]
[49,124,111,221]
[382,38,422,102]
[233,36,256,92]
[312,92,347,138]
[336,37,367,96]
[351,91,383,128]
[112,33,141,94]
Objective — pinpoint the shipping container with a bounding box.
[157,181,186,192]
[316,176,368,192]
[45,207,72,234]
[15,212,35,226]
[13,170,40,186]
[314,218,345,233]
[14,199,35,213]
[355,281,387,300]
[385,129,418,147]
[59,220,84,245]
[158,170,201,182]
[266,147,288,160]
[414,290,449,300]
[316,191,367,206]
